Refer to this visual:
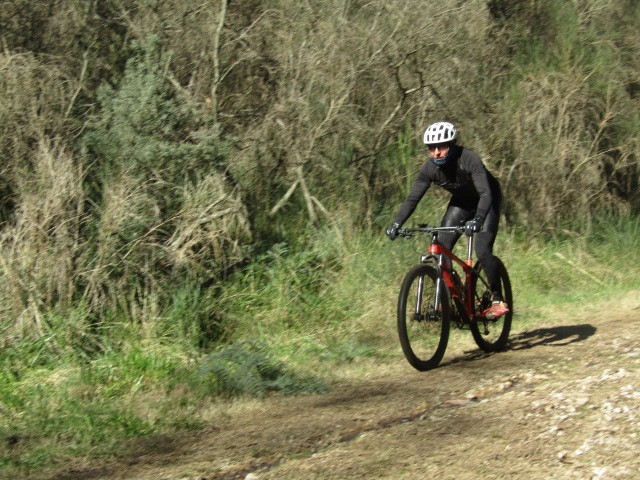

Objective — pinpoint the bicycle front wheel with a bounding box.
[470,257,513,352]
[397,264,450,371]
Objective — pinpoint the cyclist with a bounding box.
[386,121,509,319]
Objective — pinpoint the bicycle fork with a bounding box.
[414,274,444,322]
[414,255,445,321]
[414,275,425,320]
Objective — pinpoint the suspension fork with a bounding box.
[417,252,444,316]
[415,275,425,319]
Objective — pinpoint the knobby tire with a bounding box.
[397,264,450,371]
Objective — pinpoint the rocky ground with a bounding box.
[35,291,640,480]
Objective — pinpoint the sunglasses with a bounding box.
[426,143,450,151]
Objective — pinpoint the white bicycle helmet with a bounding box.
[423,121,457,145]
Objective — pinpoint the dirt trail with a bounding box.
[45,292,640,480]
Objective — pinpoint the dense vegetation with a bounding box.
[0,0,639,472]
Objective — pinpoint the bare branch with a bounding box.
[64,50,89,119]
[269,179,300,217]
[210,0,228,123]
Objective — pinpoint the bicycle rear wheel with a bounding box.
[397,264,450,371]
[470,257,513,352]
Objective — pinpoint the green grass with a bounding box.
[1,217,639,475]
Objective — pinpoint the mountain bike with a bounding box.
[395,225,513,371]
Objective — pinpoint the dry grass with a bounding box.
[0,138,84,338]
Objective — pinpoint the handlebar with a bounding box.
[397,224,467,238]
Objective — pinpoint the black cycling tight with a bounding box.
[438,204,502,296]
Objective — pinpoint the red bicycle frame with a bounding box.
[424,231,476,324]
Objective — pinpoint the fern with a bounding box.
[198,340,326,397]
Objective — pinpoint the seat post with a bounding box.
[466,234,474,267]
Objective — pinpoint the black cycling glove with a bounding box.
[386,222,401,240]
[464,217,483,236]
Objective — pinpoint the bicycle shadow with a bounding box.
[443,323,597,366]
[508,323,597,350]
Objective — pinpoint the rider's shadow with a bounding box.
[508,323,597,350]
[444,323,597,366]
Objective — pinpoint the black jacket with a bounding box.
[393,146,501,226]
